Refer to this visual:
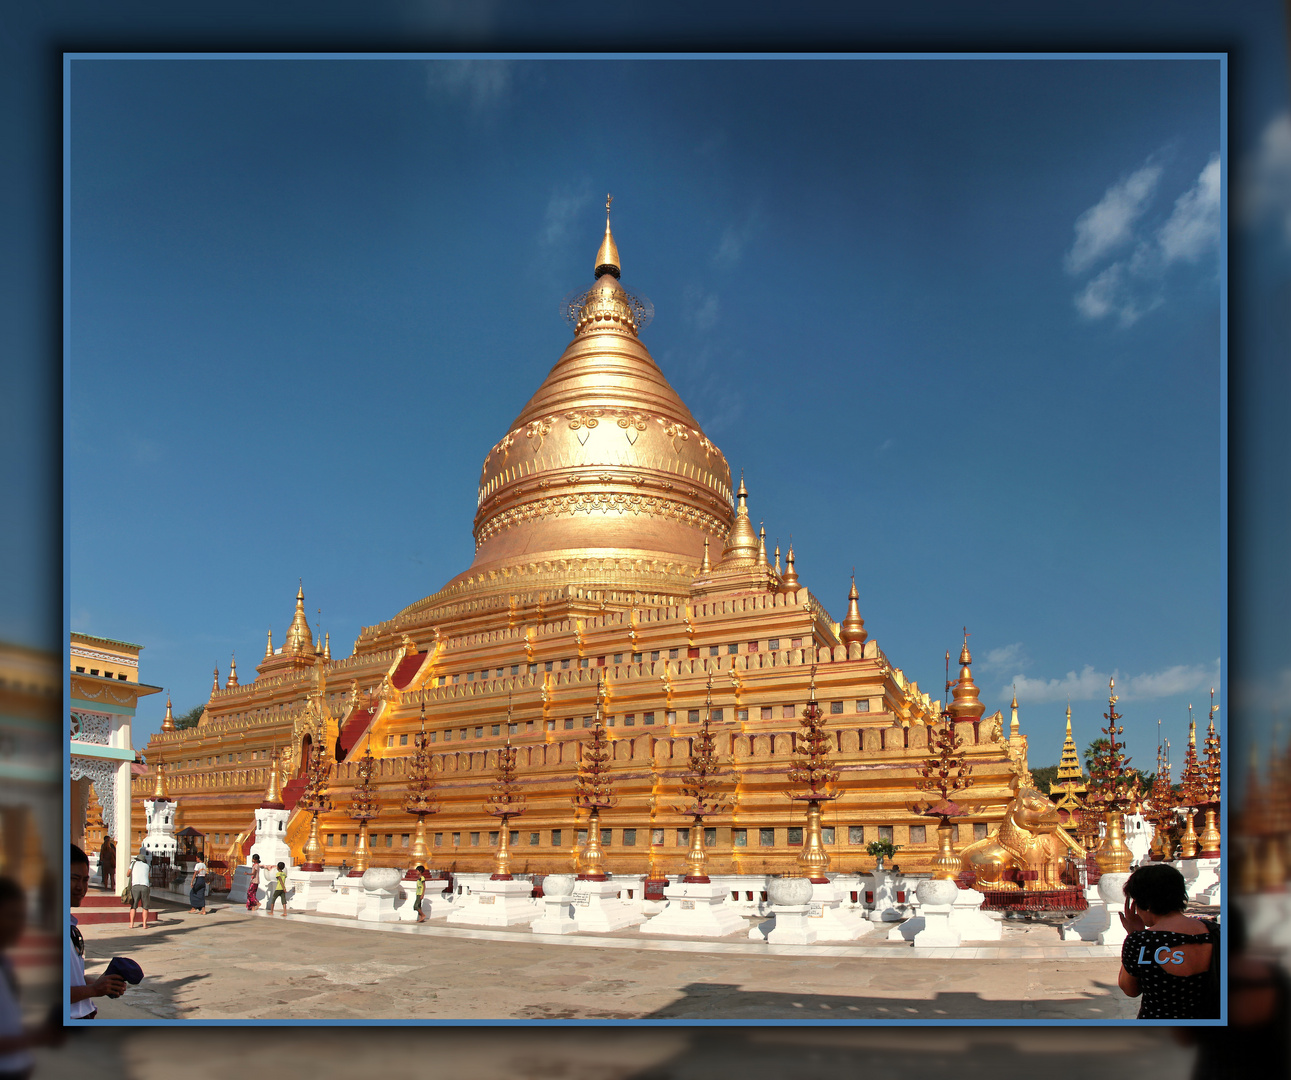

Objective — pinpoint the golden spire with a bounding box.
[774,542,781,575]
[288,583,313,653]
[151,759,168,800]
[718,470,759,565]
[698,536,711,574]
[948,628,985,720]
[840,571,867,649]
[160,694,175,733]
[264,628,273,659]
[1055,704,1084,781]
[1009,686,1019,739]
[780,539,800,592]
[594,193,621,279]
[211,666,220,695]
[261,749,284,807]
[323,631,331,662]
[756,524,769,569]
[226,652,238,688]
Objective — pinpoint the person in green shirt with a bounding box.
[413,866,427,923]
[267,862,289,916]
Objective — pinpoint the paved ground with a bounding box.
[72,894,1142,1021]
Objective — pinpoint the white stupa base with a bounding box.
[569,878,646,933]
[639,880,748,938]
[1179,858,1222,903]
[283,868,340,912]
[313,874,371,918]
[446,878,539,927]
[949,887,1002,941]
[913,903,961,947]
[530,895,579,935]
[1062,901,1110,942]
[393,876,451,922]
[867,871,902,922]
[809,881,871,940]
[750,904,817,945]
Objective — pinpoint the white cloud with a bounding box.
[712,208,764,269]
[1072,262,1159,327]
[1240,112,1291,246]
[876,438,894,455]
[981,642,1028,672]
[425,59,515,112]
[1158,154,1221,264]
[540,183,594,248]
[693,294,720,331]
[1007,659,1218,705]
[1065,160,1163,275]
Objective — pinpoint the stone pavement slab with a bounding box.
[74,897,1136,1021]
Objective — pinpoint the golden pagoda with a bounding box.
[137,207,1036,876]
[1050,703,1087,816]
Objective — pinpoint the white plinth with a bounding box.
[1096,872,1131,947]
[750,904,817,945]
[248,806,292,872]
[913,903,961,947]
[284,868,339,912]
[639,880,748,938]
[1062,901,1110,941]
[867,871,902,922]
[312,874,371,917]
[530,894,579,935]
[394,876,451,922]
[949,887,1002,941]
[808,881,870,941]
[447,878,539,927]
[1179,858,1221,904]
[569,878,646,933]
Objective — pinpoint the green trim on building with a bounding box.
[70,697,137,716]
[70,744,134,762]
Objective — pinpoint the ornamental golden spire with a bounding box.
[151,759,168,800]
[839,571,867,649]
[264,628,273,659]
[774,542,781,575]
[161,694,175,733]
[756,524,769,569]
[226,652,238,688]
[780,539,800,592]
[323,631,331,662]
[719,471,759,565]
[261,750,284,807]
[698,536,711,574]
[1009,686,1020,739]
[594,193,621,279]
[948,628,985,720]
[289,583,313,653]
[211,666,220,695]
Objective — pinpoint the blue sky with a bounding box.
[66,57,1226,771]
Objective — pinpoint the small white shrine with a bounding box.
[140,762,178,862]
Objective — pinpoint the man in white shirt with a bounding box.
[128,849,152,929]
[70,845,127,1019]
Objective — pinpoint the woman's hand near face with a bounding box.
[1119,899,1147,935]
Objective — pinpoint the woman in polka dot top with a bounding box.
[1117,862,1218,1019]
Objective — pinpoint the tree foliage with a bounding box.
[1029,764,1060,792]
[173,705,204,730]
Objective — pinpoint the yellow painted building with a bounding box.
[137,214,1031,877]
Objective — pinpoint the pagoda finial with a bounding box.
[226,652,238,688]
[161,694,175,733]
[718,468,759,565]
[774,541,781,575]
[756,523,769,569]
[323,631,331,662]
[261,749,284,808]
[264,628,273,659]
[288,581,313,652]
[151,759,168,800]
[1009,685,1019,739]
[840,571,867,649]
[780,536,800,593]
[948,628,984,720]
[594,193,621,279]
[699,536,711,574]
[959,627,972,666]
[211,666,220,695]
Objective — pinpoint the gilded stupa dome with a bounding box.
[412,199,734,610]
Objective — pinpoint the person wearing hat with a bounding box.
[127,847,152,929]
[69,845,128,1019]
